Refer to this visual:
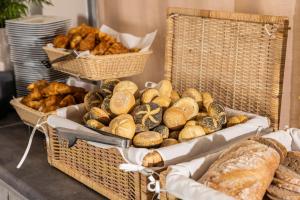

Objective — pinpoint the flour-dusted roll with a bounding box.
[199,140,281,200]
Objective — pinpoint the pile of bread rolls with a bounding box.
[83,79,248,148]
[21,80,87,113]
[198,137,300,200]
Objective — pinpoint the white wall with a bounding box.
[42,0,88,26]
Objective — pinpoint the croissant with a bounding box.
[59,95,76,107]
[91,42,110,55]
[70,34,82,50]
[44,95,63,107]
[79,32,96,51]
[27,88,43,100]
[27,80,48,91]
[53,35,69,49]
[41,82,72,97]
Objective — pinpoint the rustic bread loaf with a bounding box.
[275,165,300,186]
[251,137,287,163]
[272,178,300,193]
[199,140,280,200]
[283,151,300,174]
[267,184,300,200]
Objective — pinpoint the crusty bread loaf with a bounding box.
[272,178,300,193]
[266,193,283,200]
[283,151,300,174]
[267,184,300,200]
[275,165,300,186]
[251,137,287,163]
[199,140,280,200]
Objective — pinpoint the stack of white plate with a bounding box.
[6,15,71,96]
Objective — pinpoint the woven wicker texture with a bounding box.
[10,98,51,133]
[46,8,289,200]
[43,47,152,81]
[164,8,288,130]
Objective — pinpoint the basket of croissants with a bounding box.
[43,24,152,81]
[10,80,87,131]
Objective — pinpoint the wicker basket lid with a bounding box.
[164,8,289,129]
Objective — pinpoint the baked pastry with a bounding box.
[91,42,110,55]
[27,88,43,100]
[197,116,221,134]
[170,89,180,104]
[53,35,69,48]
[73,92,86,104]
[153,125,169,139]
[208,102,227,125]
[152,96,171,108]
[267,184,300,200]
[160,138,179,147]
[109,114,136,139]
[133,131,163,148]
[131,102,162,129]
[100,126,112,133]
[86,119,105,130]
[27,80,48,91]
[169,131,180,140]
[172,97,199,120]
[184,120,198,127]
[163,107,187,130]
[105,42,129,55]
[44,95,63,107]
[199,140,281,200]
[110,91,135,115]
[141,88,159,104]
[40,105,57,113]
[155,80,172,98]
[251,137,287,163]
[99,79,120,97]
[59,95,76,107]
[79,32,96,51]
[84,91,103,111]
[227,115,248,127]
[22,98,44,110]
[41,82,72,97]
[182,88,203,109]
[89,107,110,125]
[113,81,139,96]
[69,34,82,50]
[178,125,205,142]
[272,178,300,193]
[202,92,213,111]
[135,124,149,133]
[283,151,300,174]
[275,165,300,186]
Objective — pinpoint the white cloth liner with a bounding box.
[47,24,157,54]
[164,128,300,200]
[47,104,270,166]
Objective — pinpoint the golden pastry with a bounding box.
[141,88,159,104]
[86,119,105,130]
[160,138,179,147]
[110,91,135,115]
[53,35,69,48]
[178,125,206,142]
[44,95,63,107]
[152,96,171,108]
[59,95,76,107]
[109,114,136,139]
[69,34,82,50]
[182,88,202,109]
[133,131,163,148]
[227,115,248,127]
[172,97,199,120]
[113,81,139,96]
[155,80,172,98]
[170,89,180,104]
[163,107,187,130]
[202,92,214,111]
[79,32,96,51]
[185,120,198,127]
[27,80,48,91]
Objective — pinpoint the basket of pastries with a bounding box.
[10,80,87,131]
[43,23,153,80]
[160,129,300,200]
[45,8,288,200]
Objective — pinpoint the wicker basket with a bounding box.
[10,98,53,133]
[43,47,152,81]
[46,8,289,200]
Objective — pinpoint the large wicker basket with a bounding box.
[10,98,53,133]
[43,47,152,81]
[46,8,289,200]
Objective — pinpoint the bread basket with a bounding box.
[43,47,152,81]
[46,8,289,200]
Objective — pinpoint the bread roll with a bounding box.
[155,80,172,98]
[179,125,205,141]
[172,97,199,120]
[160,138,178,147]
[199,140,280,200]
[275,165,300,186]
[113,80,138,96]
[133,131,163,148]
[182,88,202,108]
[163,107,187,130]
[141,88,159,104]
[283,151,300,174]
[109,114,136,139]
[202,92,213,111]
[267,185,300,200]
[152,96,171,108]
[170,90,180,104]
[110,91,135,115]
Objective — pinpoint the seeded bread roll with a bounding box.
[199,140,280,200]
[272,178,300,193]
